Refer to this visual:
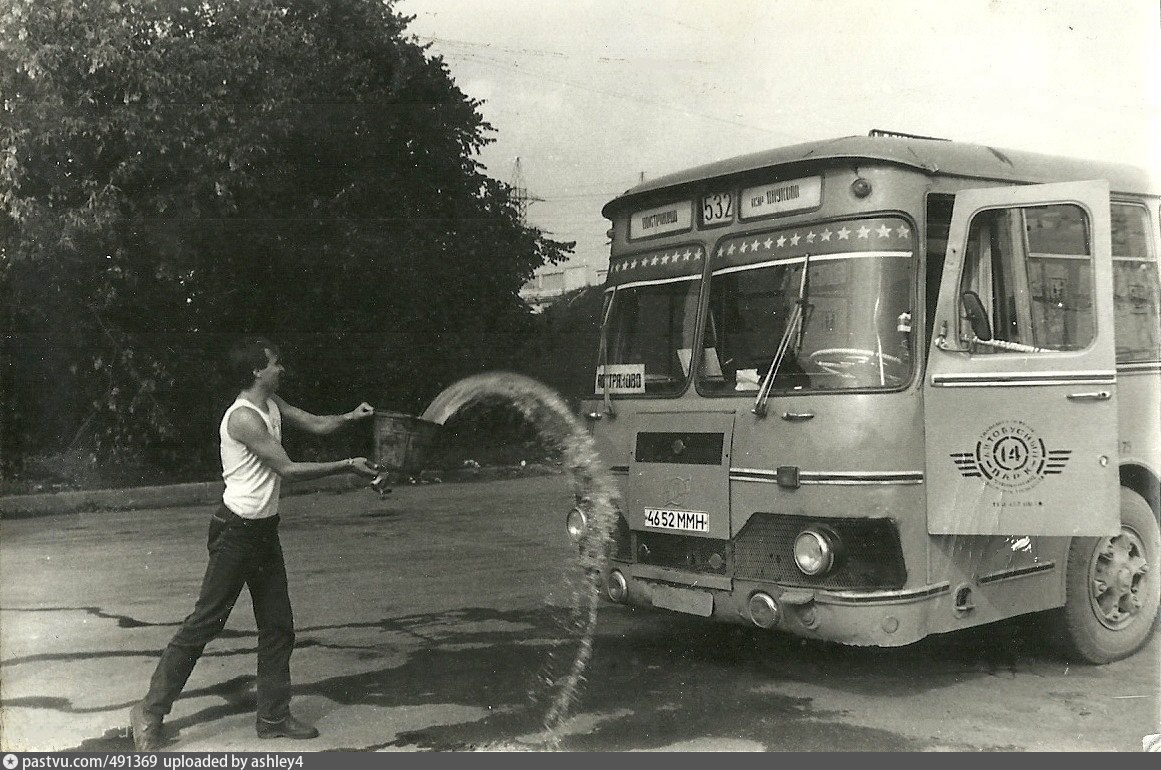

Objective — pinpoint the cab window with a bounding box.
[959,204,1095,352]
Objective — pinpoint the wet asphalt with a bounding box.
[1,475,1158,752]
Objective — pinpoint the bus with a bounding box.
[570,131,1160,663]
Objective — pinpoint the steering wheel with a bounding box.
[807,348,904,378]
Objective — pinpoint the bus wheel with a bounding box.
[1049,488,1160,664]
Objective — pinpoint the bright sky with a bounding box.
[396,0,1161,277]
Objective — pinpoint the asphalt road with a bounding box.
[1,475,1158,752]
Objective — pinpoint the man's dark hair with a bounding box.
[227,336,280,390]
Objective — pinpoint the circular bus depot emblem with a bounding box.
[950,420,1072,492]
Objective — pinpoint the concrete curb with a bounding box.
[0,475,364,520]
[0,464,562,519]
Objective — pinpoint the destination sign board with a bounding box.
[740,176,822,220]
[629,201,693,240]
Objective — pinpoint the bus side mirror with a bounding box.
[960,290,992,341]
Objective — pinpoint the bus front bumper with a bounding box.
[605,562,951,648]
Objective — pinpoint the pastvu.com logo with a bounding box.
[4,754,19,769]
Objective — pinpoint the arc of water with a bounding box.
[421,372,622,747]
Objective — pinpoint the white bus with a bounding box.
[573,131,1160,663]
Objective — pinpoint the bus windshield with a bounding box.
[603,279,701,395]
[699,218,916,393]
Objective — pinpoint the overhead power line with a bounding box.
[427,45,800,139]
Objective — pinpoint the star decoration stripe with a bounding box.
[604,218,913,287]
[606,244,705,286]
[712,217,913,272]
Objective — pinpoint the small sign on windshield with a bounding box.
[595,363,646,394]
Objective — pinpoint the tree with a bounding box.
[0,0,571,481]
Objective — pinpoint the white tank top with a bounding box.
[220,397,283,519]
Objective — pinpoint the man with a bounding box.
[130,337,379,751]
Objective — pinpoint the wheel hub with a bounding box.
[1089,528,1150,630]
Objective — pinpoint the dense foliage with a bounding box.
[0,0,572,484]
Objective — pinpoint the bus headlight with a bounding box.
[607,570,628,603]
[747,592,781,629]
[793,527,840,576]
[566,506,587,542]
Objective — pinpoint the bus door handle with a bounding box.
[1066,391,1111,402]
[781,411,815,421]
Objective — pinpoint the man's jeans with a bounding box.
[141,505,294,721]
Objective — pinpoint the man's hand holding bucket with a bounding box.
[345,457,381,477]
[346,402,376,422]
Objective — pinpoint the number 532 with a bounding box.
[702,192,733,225]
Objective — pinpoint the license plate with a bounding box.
[644,507,708,533]
[652,584,713,617]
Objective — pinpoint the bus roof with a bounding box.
[602,134,1157,217]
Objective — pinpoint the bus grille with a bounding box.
[733,514,906,590]
[635,531,730,575]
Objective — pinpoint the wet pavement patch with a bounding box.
[3,696,76,711]
[359,609,924,751]
[63,676,258,753]
[0,605,173,630]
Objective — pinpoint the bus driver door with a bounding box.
[924,181,1119,536]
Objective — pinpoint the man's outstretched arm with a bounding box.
[272,395,374,435]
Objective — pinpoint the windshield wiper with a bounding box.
[597,288,617,417]
[753,253,812,417]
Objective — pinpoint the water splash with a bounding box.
[421,372,621,748]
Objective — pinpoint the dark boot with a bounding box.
[130,702,164,752]
[255,714,319,740]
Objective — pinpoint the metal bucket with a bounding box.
[372,410,442,474]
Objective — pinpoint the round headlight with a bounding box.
[565,507,587,541]
[793,527,837,576]
[607,570,628,603]
[747,592,780,629]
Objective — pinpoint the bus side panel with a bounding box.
[926,533,1070,635]
[1117,369,1161,483]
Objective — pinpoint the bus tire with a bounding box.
[1048,487,1160,664]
